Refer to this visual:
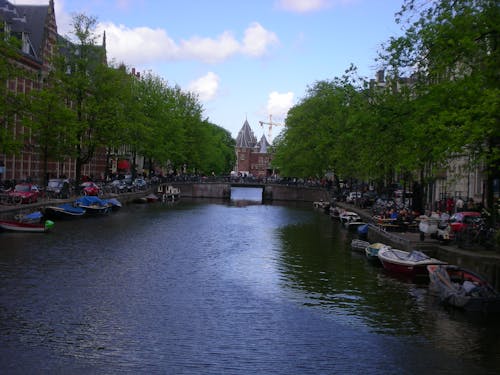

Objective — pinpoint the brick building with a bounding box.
[0,0,107,185]
[234,119,273,178]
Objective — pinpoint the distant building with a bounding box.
[234,119,273,178]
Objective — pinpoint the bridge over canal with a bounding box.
[168,181,329,202]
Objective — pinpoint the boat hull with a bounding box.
[378,247,446,276]
[44,204,86,219]
[365,243,386,261]
[427,265,500,313]
[0,220,53,233]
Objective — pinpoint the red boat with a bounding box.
[0,219,54,233]
[377,247,446,276]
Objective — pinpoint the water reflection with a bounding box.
[230,187,263,206]
[0,197,499,373]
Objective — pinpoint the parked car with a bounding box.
[8,183,40,204]
[449,211,482,234]
[80,181,101,196]
[46,178,70,199]
[346,191,362,204]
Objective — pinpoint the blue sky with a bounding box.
[18,0,404,141]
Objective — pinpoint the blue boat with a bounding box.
[74,196,111,214]
[44,203,86,219]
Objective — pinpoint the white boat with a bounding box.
[339,211,361,225]
[339,211,366,230]
[377,247,446,276]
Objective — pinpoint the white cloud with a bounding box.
[276,0,331,12]
[241,22,279,57]
[266,91,295,119]
[188,72,220,102]
[276,0,356,13]
[96,22,278,66]
[21,2,278,65]
[97,22,179,66]
[180,32,240,64]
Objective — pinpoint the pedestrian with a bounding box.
[455,197,464,212]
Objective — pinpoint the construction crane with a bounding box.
[259,115,284,140]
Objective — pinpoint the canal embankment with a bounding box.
[335,201,500,289]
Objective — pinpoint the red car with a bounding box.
[449,211,482,234]
[80,181,101,196]
[8,183,40,204]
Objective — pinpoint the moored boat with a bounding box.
[427,264,500,313]
[74,196,111,215]
[351,239,370,253]
[377,247,446,276]
[365,243,388,262]
[44,203,86,219]
[14,210,44,223]
[0,219,54,233]
[339,210,360,225]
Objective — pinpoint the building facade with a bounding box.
[0,0,107,185]
[234,119,273,179]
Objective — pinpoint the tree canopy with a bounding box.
[273,0,499,214]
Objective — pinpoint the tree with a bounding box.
[380,0,500,217]
[55,13,107,186]
[0,31,26,155]
[24,70,76,186]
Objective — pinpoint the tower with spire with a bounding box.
[234,119,272,178]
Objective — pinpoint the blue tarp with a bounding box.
[75,196,108,207]
[58,203,86,214]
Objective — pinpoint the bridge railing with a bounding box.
[157,175,328,189]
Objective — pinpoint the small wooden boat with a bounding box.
[0,219,54,233]
[157,185,180,201]
[339,211,361,225]
[14,210,44,223]
[377,247,446,276]
[44,203,86,219]
[365,243,388,262]
[351,239,370,253]
[427,264,500,313]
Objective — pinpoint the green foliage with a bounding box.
[275,0,499,218]
[0,32,26,154]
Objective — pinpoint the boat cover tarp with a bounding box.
[57,203,86,214]
[75,196,108,207]
[22,211,43,221]
[429,265,500,311]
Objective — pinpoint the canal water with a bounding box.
[1,187,500,374]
